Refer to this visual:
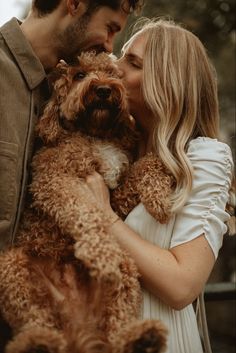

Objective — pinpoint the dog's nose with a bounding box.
[96,86,112,99]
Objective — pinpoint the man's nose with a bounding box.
[104,41,113,54]
[104,35,115,54]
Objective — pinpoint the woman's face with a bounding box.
[117,33,152,129]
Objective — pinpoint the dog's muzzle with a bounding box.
[95,86,112,100]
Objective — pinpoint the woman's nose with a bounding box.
[117,68,124,79]
[116,59,124,78]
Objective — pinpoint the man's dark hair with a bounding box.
[32,0,60,15]
[33,0,144,16]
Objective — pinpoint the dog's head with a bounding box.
[37,52,132,144]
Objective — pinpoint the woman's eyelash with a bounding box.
[124,54,141,69]
[131,62,140,68]
[127,59,140,68]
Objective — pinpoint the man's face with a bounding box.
[57,4,128,61]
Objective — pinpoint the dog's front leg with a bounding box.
[111,153,174,224]
[110,166,140,219]
[31,174,123,282]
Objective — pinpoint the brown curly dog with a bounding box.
[0,52,170,353]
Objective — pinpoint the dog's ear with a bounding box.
[47,60,69,91]
[36,98,63,144]
[37,61,70,144]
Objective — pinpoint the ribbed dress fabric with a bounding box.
[125,137,233,353]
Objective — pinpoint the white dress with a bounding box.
[125,137,233,353]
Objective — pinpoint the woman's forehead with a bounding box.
[122,32,147,57]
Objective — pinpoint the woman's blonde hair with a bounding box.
[130,19,220,212]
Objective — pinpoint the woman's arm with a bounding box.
[109,220,214,310]
[86,172,215,310]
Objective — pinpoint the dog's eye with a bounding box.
[73,72,86,80]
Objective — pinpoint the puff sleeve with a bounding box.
[170,137,233,259]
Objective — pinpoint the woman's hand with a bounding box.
[85,172,115,216]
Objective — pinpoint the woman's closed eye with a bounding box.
[125,54,142,69]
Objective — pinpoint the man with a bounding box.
[0,0,143,250]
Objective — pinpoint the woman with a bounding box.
[85,19,234,353]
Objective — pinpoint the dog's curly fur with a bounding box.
[0,52,172,353]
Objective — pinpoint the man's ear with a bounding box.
[66,0,87,16]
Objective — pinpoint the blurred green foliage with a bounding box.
[114,0,235,154]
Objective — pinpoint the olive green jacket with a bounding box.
[0,18,47,249]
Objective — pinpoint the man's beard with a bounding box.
[57,13,91,62]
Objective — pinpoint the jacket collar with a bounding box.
[0,17,46,89]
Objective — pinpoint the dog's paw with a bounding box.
[74,246,122,285]
[5,327,66,353]
[74,236,123,285]
[115,320,167,353]
[125,327,167,353]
